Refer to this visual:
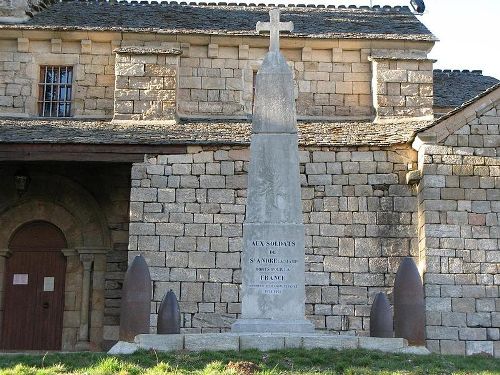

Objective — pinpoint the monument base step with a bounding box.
[231,318,315,333]
[108,333,430,355]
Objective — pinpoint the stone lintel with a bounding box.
[369,50,435,62]
[76,247,109,255]
[61,248,77,257]
[374,115,434,125]
[114,47,182,55]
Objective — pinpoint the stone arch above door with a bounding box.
[0,172,111,249]
[0,200,83,249]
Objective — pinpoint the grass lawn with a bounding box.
[0,348,498,374]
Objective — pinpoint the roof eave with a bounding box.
[0,24,438,42]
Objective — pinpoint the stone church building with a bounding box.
[0,0,498,356]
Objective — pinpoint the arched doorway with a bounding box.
[1,221,67,350]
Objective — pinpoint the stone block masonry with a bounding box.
[114,48,181,121]
[128,144,419,336]
[371,56,433,120]
[0,37,117,117]
[0,33,433,121]
[178,45,374,118]
[416,102,500,357]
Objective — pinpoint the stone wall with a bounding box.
[0,31,434,120]
[114,49,179,121]
[371,56,433,119]
[128,144,418,336]
[178,44,374,118]
[417,102,500,357]
[0,36,116,117]
[178,44,434,120]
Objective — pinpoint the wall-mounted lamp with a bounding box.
[14,170,30,196]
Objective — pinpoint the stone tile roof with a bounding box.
[0,118,431,147]
[0,0,435,41]
[433,69,499,108]
[420,82,500,133]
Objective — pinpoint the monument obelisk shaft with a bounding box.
[232,9,313,333]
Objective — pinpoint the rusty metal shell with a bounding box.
[370,292,393,338]
[157,290,181,334]
[119,255,151,342]
[393,257,425,345]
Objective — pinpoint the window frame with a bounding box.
[38,65,74,118]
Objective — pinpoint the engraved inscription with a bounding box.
[252,240,296,247]
[248,239,299,294]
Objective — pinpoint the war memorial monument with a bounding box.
[109,10,427,354]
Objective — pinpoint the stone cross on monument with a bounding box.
[231,9,314,334]
[256,9,293,53]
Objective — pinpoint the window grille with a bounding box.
[38,66,73,117]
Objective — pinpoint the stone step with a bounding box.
[108,333,430,355]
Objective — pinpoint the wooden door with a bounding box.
[1,221,67,350]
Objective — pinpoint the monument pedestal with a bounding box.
[232,223,314,333]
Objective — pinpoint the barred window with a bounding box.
[38,66,73,117]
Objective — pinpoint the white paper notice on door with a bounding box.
[13,274,28,285]
[43,277,55,292]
